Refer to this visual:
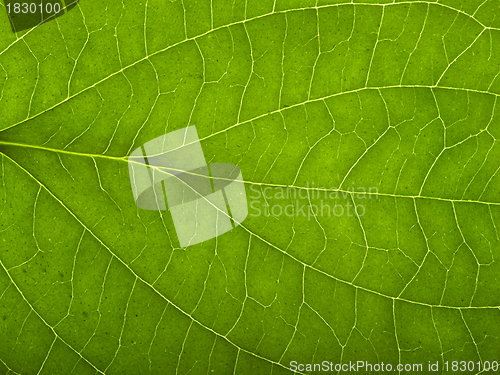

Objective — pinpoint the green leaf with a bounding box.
[0,0,499,374]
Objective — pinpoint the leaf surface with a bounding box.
[0,0,499,374]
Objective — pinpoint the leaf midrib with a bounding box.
[3,148,499,373]
[0,151,310,374]
[1,1,498,371]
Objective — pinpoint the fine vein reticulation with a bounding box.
[0,0,499,374]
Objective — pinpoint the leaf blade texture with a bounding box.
[0,0,499,373]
